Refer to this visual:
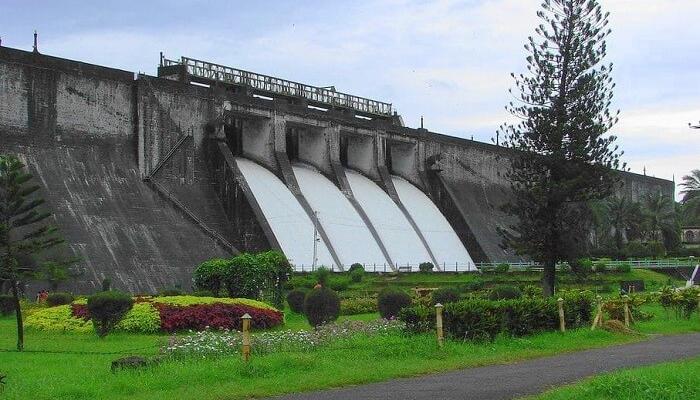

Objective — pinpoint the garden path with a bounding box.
[271,332,700,400]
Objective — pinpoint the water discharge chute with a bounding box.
[392,176,475,271]
[345,170,431,267]
[292,163,389,269]
[234,158,334,269]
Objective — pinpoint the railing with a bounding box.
[160,55,393,117]
[289,258,699,273]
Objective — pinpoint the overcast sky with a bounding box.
[1,0,698,197]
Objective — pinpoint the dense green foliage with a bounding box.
[340,297,377,315]
[286,290,306,314]
[348,263,364,273]
[114,302,161,333]
[87,291,134,337]
[488,285,522,300]
[46,292,75,307]
[377,288,412,319]
[304,287,340,327]
[313,266,331,287]
[431,287,460,305]
[401,292,593,340]
[193,258,231,295]
[350,268,364,283]
[418,262,434,272]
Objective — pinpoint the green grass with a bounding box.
[0,302,698,400]
[527,356,700,400]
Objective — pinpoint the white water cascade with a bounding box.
[392,176,475,271]
[292,163,389,269]
[345,170,432,267]
[234,158,334,269]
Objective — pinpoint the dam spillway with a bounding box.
[234,158,335,268]
[345,170,432,268]
[292,163,390,269]
[392,176,475,271]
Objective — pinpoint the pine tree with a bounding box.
[499,0,623,296]
[0,154,63,351]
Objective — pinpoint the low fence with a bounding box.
[291,258,699,273]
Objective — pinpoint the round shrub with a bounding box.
[314,267,332,287]
[87,291,134,337]
[46,292,75,307]
[418,262,434,272]
[0,295,15,316]
[348,263,365,273]
[286,290,306,314]
[461,279,485,292]
[377,288,412,319]
[304,287,340,327]
[329,278,350,291]
[350,268,364,283]
[593,262,607,273]
[431,287,460,305]
[193,258,231,295]
[495,263,510,273]
[615,263,632,273]
[488,285,522,300]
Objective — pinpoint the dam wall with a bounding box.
[0,47,675,291]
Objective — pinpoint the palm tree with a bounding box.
[605,197,641,250]
[642,192,676,242]
[680,170,700,223]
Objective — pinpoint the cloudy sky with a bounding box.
[2,0,698,197]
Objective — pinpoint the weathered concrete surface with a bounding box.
[0,138,229,293]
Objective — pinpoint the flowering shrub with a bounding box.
[340,297,376,315]
[28,296,282,334]
[156,303,283,332]
[164,319,405,358]
[25,305,93,333]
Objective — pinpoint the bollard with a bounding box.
[623,295,630,327]
[435,303,444,348]
[557,297,566,333]
[241,313,252,362]
[591,295,603,331]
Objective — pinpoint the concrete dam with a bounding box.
[0,47,674,293]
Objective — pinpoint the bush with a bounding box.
[350,268,364,283]
[418,262,434,272]
[624,241,649,258]
[156,302,283,332]
[348,263,365,273]
[377,288,412,319]
[101,278,111,292]
[495,263,510,273]
[287,275,315,290]
[593,262,608,273]
[340,297,377,315]
[46,292,74,307]
[431,287,460,305]
[488,285,522,300]
[0,295,16,316]
[646,241,666,258]
[87,291,134,337]
[570,258,593,279]
[461,279,485,292]
[193,259,230,295]
[615,262,631,273]
[115,302,160,333]
[304,287,340,327]
[158,288,183,297]
[329,278,350,291]
[521,285,541,298]
[314,267,332,287]
[286,290,306,314]
[603,295,653,322]
[400,292,593,340]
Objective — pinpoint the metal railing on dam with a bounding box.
[160,55,393,117]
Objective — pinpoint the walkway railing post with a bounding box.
[435,303,444,348]
[557,297,566,333]
[241,313,252,362]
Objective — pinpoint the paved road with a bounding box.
[270,333,700,400]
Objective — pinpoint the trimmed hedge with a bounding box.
[400,292,593,340]
[431,287,460,305]
[488,285,522,300]
[304,287,340,327]
[286,290,306,314]
[340,297,377,315]
[88,291,134,337]
[155,303,283,332]
[378,289,412,319]
[25,305,93,333]
[46,292,74,307]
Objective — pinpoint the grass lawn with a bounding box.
[527,356,700,400]
[0,302,698,400]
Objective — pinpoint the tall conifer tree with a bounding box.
[499,0,623,296]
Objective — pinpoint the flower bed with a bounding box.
[25,295,283,334]
[164,319,404,358]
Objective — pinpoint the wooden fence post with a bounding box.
[623,295,630,328]
[557,297,566,332]
[435,303,444,348]
[241,313,252,362]
[591,295,603,330]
